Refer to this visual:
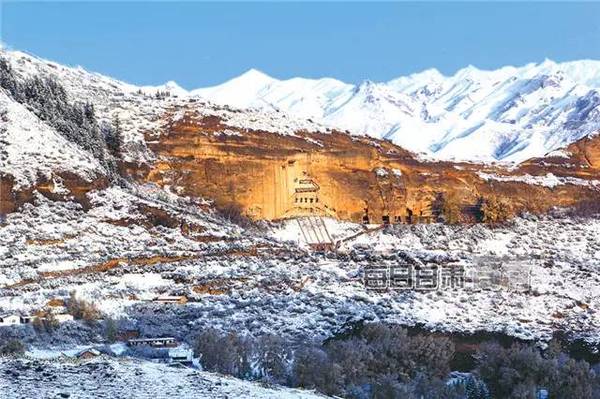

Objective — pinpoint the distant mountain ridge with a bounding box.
[191,60,600,162]
[2,46,599,165]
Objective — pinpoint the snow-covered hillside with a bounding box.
[0,48,335,190]
[194,60,600,163]
[0,357,327,399]
[0,91,105,190]
[3,187,600,345]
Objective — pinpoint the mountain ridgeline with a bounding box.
[193,62,600,163]
[1,49,600,224]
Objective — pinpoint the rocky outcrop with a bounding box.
[3,109,598,225]
[140,110,600,224]
[0,172,108,214]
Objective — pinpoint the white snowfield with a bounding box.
[193,61,600,163]
[0,357,327,399]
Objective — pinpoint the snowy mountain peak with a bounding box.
[217,68,276,91]
[387,68,445,90]
[238,67,274,82]
[190,68,277,109]
[4,45,600,163]
[163,80,185,91]
[193,59,600,162]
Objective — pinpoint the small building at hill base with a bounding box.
[75,348,101,360]
[0,314,21,326]
[153,295,188,304]
[127,337,178,348]
[168,348,193,364]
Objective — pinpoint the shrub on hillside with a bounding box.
[215,203,254,228]
[32,313,60,333]
[0,339,25,356]
[478,195,512,224]
[432,192,463,224]
[67,291,101,323]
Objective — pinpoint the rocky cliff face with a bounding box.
[2,48,599,224]
[0,172,109,214]
[139,107,600,224]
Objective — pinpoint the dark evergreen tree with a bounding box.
[0,56,118,176]
[103,113,122,157]
[465,375,490,399]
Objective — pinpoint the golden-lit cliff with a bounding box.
[137,109,600,223]
[3,100,599,224]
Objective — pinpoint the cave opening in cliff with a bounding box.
[406,208,413,224]
[362,207,370,224]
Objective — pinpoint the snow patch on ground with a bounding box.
[0,357,327,399]
[478,171,600,188]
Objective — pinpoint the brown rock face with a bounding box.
[4,108,598,224]
[141,112,600,223]
[568,134,600,170]
[0,172,108,215]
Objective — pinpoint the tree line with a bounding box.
[0,57,121,177]
[193,322,600,398]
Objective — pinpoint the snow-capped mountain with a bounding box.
[4,46,599,163]
[193,60,600,162]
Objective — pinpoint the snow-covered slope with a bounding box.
[0,357,327,399]
[0,49,334,188]
[194,60,600,163]
[0,91,105,190]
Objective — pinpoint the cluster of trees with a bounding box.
[195,323,463,398]
[432,192,463,224]
[194,323,600,399]
[433,190,600,225]
[0,57,121,174]
[133,88,172,99]
[195,329,290,382]
[475,342,600,399]
[154,90,172,99]
[432,192,513,225]
[66,291,101,323]
[566,199,600,218]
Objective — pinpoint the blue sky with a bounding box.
[2,2,600,88]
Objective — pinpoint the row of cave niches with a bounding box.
[363,209,434,225]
